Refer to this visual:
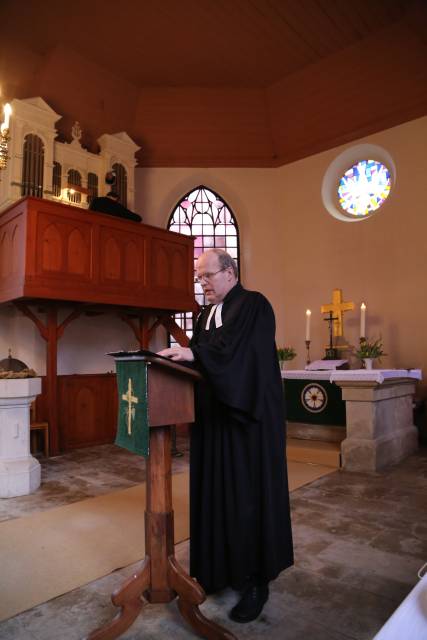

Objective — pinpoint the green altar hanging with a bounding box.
[284,373,346,427]
[115,358,150,457]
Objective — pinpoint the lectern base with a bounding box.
[86,419,236,640]
[86,555,236,640]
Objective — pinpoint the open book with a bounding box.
[305,359,348,371]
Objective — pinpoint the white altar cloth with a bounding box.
[330,369,422,384]
[282,369,422,384]
[281,370,332,381]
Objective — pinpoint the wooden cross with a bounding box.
[122,378,138,435]
[321,289,354,337]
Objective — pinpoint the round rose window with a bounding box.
[337,159,391,217]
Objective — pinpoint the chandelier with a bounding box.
[0,103,12,170]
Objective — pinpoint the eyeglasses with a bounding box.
[195,268,226,284]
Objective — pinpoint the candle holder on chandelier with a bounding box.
[0,103,12,171]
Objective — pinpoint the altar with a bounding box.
[283,369,421,472]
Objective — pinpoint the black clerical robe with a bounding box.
[189,282,293,594]
[88,197,142,222]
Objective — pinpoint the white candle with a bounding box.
[2,103,11,130]
[305,309,311,341]
[360,303,366,338]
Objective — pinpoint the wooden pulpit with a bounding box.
[87,353,236,640]
[0,196,197,455]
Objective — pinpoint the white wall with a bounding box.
[276,116,427,375]
[0,306,139,375]
[2,116,426,394]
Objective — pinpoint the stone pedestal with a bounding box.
[0,378,42,498]
[336,379,418,472]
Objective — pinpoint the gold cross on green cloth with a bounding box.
[122,378,139,435]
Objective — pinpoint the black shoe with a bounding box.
[229,583,269,623]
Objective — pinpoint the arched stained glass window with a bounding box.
[21,134,44,198]
[167,185,240,341]
[338,159,391,217]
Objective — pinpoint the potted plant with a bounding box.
[355,337,386,369]
[277,346,297,370]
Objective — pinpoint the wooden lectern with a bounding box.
[87,354,236,640]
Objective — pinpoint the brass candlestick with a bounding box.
[305,340,311,365]
[360,336,366,369]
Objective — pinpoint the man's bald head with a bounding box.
[196,250,238,304]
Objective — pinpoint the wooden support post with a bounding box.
[118,312,151,349]
[13,302,85,456]
[155,313,190,347]
[46,306,59,454]
[145,426,175,602]
[139,314,150,349]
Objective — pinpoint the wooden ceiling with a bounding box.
[1,0,426,166]
[1,0,414,87]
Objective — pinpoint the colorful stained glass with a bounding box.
[167,185,240,341]
[338,159,391,217]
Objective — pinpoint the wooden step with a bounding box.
[287,421,345,443]
[286,437,341,468]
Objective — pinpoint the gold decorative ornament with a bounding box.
[0,102,12,171]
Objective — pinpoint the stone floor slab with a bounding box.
[0,440,426,639]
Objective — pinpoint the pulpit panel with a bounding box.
[148,364,196,426]
[151,238,193,294]
[103,236,122,281]
[36,212,92,282]
[152,245,169,288]
[99,225,146,289]
[171,249,190,291]
[12,225,23,276]
[42,223,62,271]
[0,228,12,279]
[68,228,88,275]
[0,206,26,299]
[74,386,97,439]
[124,241,141,283]
[58,374,117,450]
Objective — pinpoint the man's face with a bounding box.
[196,252,236,304]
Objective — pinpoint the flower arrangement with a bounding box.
[355,337,386,361]
[277,346,297,362]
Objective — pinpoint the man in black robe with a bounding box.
[158,249,293,623]
[89,191,142,222]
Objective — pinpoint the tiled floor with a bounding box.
[1,439,426,640]
[0,438,189,522]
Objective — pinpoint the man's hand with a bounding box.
[157,347,195,362]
